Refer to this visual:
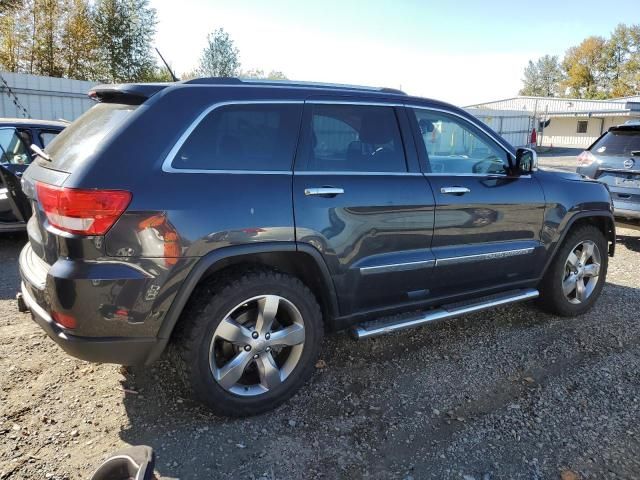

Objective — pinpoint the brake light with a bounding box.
[577,150,596,167]
[52,311,77,329]
[36,182,131,235]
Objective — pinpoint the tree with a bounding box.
[602,24,640,97]
[519,55,564,97]
[562,36,608,99]
[0,2,30,71]
[239,68,288,80]
[0,0,22,15]
[93,0,157,82]
[61,0,99,80]
[31,0,68,77]
[198,28,240,77]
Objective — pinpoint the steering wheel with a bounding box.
[472,157,505,174]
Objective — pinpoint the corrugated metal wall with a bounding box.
[466,96,630,114]
[0,71,97,121]
[465,108,533,147]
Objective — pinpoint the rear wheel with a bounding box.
[171,269,323,416]
[538,224,608,316]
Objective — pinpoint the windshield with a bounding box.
[591,128,640,157]
[44,103,137,171]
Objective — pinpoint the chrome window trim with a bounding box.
[161,100,304,174]
[306,100,403,107]
[161,99,517,176]
[436,247,535,266]
[295,171,423,176]
[359,259,435,275]
[426,172,531,179]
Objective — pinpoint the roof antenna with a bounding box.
[155,48,178,82]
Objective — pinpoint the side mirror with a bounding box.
[514,148,538,174]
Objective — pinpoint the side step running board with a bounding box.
[351,288,539,340]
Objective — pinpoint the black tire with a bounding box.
[170,268,323,417]
[538,224,608,317]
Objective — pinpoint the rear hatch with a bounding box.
[591,125,640,203]
[21,83,167,267]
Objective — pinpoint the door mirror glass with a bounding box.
[515,148,537,173]
[0,128,31,165]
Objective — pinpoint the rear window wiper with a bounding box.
[30,144,52,162]
[631,150,640,157]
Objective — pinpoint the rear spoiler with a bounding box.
[88,83,172,105]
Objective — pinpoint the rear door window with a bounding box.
[296,104,407,172]
[170,103,302,171]
[591,129,640,156]
[44,103,137,172]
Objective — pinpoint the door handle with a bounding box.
[304,187,345,197]
[440,186,470,195]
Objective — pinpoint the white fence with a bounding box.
[0,71,97,121]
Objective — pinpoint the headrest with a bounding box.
[360,113,396,144]
[418,119,435,133]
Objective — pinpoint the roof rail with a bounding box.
[182,77,407,95]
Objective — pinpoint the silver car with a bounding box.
[577,120,640,220]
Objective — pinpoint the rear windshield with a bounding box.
[43,103,137,171]
[591,129,640,156]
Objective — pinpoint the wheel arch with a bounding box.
[145,242,339,364]
[541,211,615,279]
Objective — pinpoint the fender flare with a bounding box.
[145,242,339,364]
[540,210,615,279]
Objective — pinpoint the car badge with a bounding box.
[624,158,634,169]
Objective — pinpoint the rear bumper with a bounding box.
[18,241,175,366]
[21,281,159,365]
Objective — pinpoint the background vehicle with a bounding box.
[17,79,615,416]
[0,119,65,232]
[577,120,640,221]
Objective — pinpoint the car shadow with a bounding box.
[0,232,27,300]
[617,232,640,253]
[117,279,640,479]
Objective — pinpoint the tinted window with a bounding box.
[0,128,30,165]
[412,109,507,175]
[39,130,60,147]
[172,104,302,171]
[591,129,640,156]
[45,103,137,172]
[297,104,407,172]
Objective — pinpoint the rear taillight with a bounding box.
[36,182,131,235]
[52,311,77,329]
[577,150,596,167]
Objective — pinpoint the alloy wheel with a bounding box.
[562,240,601,305]
[208,295,306,396]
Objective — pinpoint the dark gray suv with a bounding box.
[17,78,615,416]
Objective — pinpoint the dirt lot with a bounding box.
[2,220,640,479]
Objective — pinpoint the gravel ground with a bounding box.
[2,223,640,479]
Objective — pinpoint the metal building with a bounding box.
[0,71,97,121]
[464,108,533,147]
[466,96,640,148]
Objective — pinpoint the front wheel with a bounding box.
[538,224,608,316]
[171,269,323,416]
